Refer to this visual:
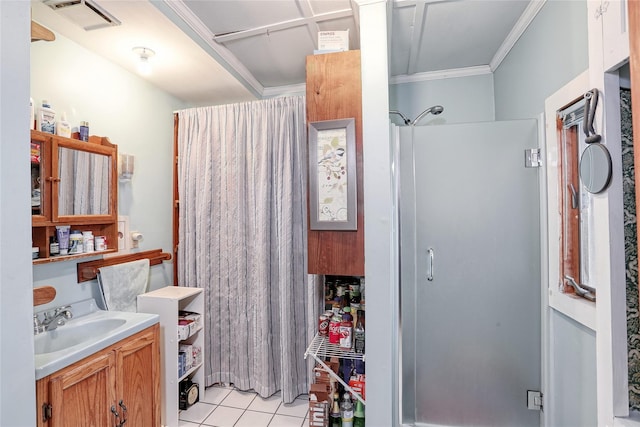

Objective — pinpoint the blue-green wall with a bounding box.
[493,1,596,424]
[390,73,495,125]
[494,0,589,120]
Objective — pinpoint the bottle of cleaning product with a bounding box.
[56,112,71,138]
[37,100,56,134]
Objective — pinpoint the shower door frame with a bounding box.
[391,120,550,427]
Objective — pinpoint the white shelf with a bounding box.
[179,362,204,383]
[304,333,365,405]
[138,286,205,427]
[305,333,365,361]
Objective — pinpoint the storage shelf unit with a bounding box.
[138,286,205,427]
[304,333,365,405]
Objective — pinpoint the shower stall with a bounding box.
[393,118,543,426]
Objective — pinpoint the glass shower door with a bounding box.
[399,120,541,426]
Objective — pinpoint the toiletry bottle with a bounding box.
[37,100,56,134]
[79,121,89,141]
[49,235,59,256]
[83,231,94,252]
[30,98,35,130]
[56,225,70,255]
[56,112,71,138]
[69,230,83,254]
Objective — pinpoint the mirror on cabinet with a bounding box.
[57,147,111,216]
[52,136,117,222]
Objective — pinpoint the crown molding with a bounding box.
[489,0,546,71]
[390,65,492,85]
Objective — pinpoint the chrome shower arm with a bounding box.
[389,110,411,125]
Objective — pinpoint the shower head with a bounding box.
[412,105,444,126]
[429,105,444,115]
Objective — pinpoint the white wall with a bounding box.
[31,31,185,311]
[389,73,495,125]
[0,2,36,425]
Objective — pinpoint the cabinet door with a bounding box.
[36,377,49,427]
[48,352,116,427]
[51,136,117,223]
[31,131,52,225]
[115,325,160,427]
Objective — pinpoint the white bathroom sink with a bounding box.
[34,318,126,355]
[34,299,159,380]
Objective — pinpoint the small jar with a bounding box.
[95,235,107,251]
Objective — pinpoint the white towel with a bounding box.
[97,259,150,312]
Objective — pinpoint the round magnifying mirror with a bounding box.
[579,143,612,194]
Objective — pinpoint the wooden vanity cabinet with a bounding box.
[36,324,160,427]
[31,129,119,263]
[115,325,161,426]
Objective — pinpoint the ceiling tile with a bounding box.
[32,0,537,102]
[182,0,305,35]
[308,0,354,15]
[221,26,315,87]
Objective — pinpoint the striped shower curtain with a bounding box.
[176,96,320,403]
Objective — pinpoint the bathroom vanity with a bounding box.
[34,300,160,427]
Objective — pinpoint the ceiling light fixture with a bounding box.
[132,47,155,76]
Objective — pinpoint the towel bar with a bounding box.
[76,249,171,283]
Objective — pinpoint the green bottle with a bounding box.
[354,399,365,427]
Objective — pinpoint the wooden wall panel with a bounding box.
[306,50,364,276]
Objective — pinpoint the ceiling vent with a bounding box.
[43,0,121,31]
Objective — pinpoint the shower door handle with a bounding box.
[427,248,434,281]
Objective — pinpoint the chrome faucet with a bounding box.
[41,306,73,331]
[33,314,44,334]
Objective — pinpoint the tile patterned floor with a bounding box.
[179,384,309,427]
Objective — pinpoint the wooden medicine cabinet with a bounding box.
[31,130,118,263]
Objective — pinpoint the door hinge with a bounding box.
[527,390,543,411]
[524,148,542,168]
[42,403,53,421]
